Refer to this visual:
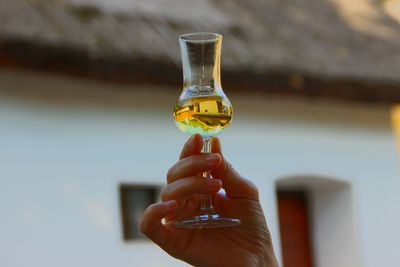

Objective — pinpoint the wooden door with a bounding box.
[277,191,313,267]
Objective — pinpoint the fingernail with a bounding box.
[163,200,176,208]
[205,178,222,188]
[205,153,221,164]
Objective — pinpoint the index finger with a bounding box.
[179,134,203,160]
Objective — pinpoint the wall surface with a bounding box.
[0,70,399,267]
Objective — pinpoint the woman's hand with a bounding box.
[140,134,278,267]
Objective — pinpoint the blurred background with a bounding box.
[1,0,400,266]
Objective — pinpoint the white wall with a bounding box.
[277,176,362,267]
[0,70,399,267]
[311,182,360,267]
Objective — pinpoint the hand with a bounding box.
[140,134,278,267]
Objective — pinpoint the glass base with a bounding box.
[174,214,241,228]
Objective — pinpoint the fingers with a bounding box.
[179,134,203,160]
[140,200,177,246]
[161,176,222,201]
[167,153,222,183]
[211,138,259,201]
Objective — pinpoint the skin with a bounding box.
[140,134,279,267]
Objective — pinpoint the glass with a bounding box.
[173,32,241,228]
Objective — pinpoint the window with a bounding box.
[119,184,160,241]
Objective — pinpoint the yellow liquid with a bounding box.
[173,95,233,136]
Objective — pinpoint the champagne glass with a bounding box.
[173,32,241,228]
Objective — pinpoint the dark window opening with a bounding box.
[119,184,160,241]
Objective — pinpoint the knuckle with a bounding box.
[225,161,234,171]
[224,160,239,176]
[160,186,170,201]
[139,204,156,234]
[139,216,147,234]
[247,180,260,198]
[166,166,175,182]
[146,203,158,214]
[251,184,259,195]
[190,156,198,167]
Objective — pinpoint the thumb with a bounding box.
[140,200,176,246]
[211,138,259,201]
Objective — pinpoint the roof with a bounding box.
[1,0,400,103]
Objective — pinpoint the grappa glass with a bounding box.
[173,32,241,228]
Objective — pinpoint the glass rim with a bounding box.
[179,32,222,42]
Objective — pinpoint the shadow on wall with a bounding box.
[276,175,362,267]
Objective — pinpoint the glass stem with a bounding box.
[200,137,215,214]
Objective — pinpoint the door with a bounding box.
[277,191,313,267]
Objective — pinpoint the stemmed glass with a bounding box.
[173,32,241,228]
